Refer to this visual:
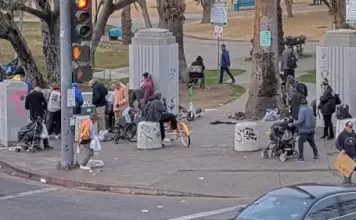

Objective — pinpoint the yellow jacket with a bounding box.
[78,119,91,143]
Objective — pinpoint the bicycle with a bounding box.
[163,119,191,147]
[113,116,137,144]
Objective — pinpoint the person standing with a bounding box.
[290,80,308,120]
[111,80,129,117]
[281,45,299,79]
[12,66,33,93]
[88,79,108,131]
[336,121,356,184]
[140,72,154,104]
[47,87,61,139]
[72,83,83,115]
[78,114,99,170]
[24,87,52,149]
[219,44,235,84]
[319,78,336,140]
[289,99,319,162]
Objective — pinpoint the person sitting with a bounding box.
[188,56,205,85]
[129,88,144,111]
[142,91,178,144]
[140,72,154,105]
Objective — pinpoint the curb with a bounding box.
[183,33,320,43]
[0,158,239,198]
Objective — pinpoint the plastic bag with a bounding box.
[97,130,108,141]
[40,122,49,139]
[263,108,280,121]
[90,136,101,152]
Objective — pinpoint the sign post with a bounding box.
[260,31,271,48]
[211,0,227,84]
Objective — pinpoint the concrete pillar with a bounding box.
[129,28,179,115]
[0,80,30,147]
[316,30,356,127]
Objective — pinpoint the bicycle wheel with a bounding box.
[178,122,191,147]
[124,123,137,142]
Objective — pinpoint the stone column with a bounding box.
[129,28,179,115]
[316,30,356,127]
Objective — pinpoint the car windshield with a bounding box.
[236,194,312,220]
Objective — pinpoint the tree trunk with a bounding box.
[121,6,132,44]
[157,0,169,28]
[333,0,348,29]
[40,17,60,87]
[284,0,293,17]
[138,0,153,28]
[277,0,284,56]
[168,20,187,80]
[244,0,285,120]
[201,1,211,24]
[0,12,45,87]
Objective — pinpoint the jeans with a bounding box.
[159,113,178,140]
[298,132,318,160]
[284,69,295,79]
[47,110,61,135]
[96,106,106,132]
[81,141,93,166]
[219,67,235,83]
[323,114,334,138]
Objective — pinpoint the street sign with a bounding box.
[260,31,271,48]
[67,89,76,107]
[211,0,227,26]
[346,0,356,24]
[214,25,223,39]
[72,44,90,62]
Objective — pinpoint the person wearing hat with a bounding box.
[318,78,336,140]
[336,121,356,184]
[12,66,33,93]
[289,99,319,162]
[140,72,154,105]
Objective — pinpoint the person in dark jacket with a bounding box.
[290,81,308,120]
[219,44,235,84]
[88,79,108,131]
[318,78,336,139]
[142,91,178,143]
[189,56,205,84]
[289,99,319,162]
[24,87,52,148]
[281,45,299,78]
[336,121,356,184]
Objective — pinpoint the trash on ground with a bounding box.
[263,108,280,121]
[199,177,204,180]
[40,178,47,183]
[228,112,246,120]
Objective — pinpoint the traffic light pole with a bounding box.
[60,0,74,167]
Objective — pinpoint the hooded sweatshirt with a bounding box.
[291,83,308,120]
[48,88,61,112]
[336,129,356,158]
[72,83,83,114]
[293,104,315,134]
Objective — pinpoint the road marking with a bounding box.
[168,205,240,220]
[0,188,57,201]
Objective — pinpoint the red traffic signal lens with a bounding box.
[77,0,90,10]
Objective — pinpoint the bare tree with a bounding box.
[137,0,152,28]
[0,0,137,87]
[321,0,348,29]
[195,0,211,23]
[162,0,187,80]
[284,0,293,17]
[278,0,284,56]
[245,0,286,119]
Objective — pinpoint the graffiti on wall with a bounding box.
[169,68,177,80]
[235,127,258,142]
[8,91,28,118]
[318,52,329,80]
[254,52,275,81]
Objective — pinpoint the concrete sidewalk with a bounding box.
[0,82,343,199]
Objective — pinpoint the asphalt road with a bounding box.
[0,172,250,220]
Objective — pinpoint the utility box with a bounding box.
[0,80,30,147]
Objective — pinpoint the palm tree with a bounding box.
[195,0,211,23]
[163,0,187,80]
[321,0,348,29]
[245,0,286,119]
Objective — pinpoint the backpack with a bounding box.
[336,104,352,120]
[287,51,297,69]
[335,94,342,105]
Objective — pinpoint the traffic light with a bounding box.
[72,44,90,62]
[71,0,92,43]
[73,65,93,83]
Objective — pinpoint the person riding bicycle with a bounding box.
[142,91,178,143]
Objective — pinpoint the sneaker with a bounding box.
[313,155,320,161]
[80,165,91,170]
[54,135,60,140]
[296,159,305,163]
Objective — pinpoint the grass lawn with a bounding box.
[298,70,316,83]
[185,10,331,41]
[204,69,245,84]
[244,53,313,62]
[0,22,129,76]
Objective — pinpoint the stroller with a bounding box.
[261,118,299,162]
[15,119,44,153]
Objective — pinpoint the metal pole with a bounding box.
[60,0,74,166]
[217,37,220,84]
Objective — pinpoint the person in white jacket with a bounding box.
[47,87,61,139]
